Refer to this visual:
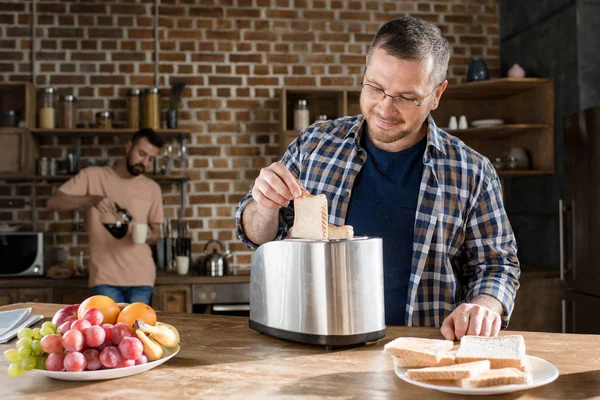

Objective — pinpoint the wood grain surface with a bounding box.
[1,303,599,399]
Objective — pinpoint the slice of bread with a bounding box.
[393,353,455,368]
[459,367,532,388]
[455,335,526,369]
[384,337,454,367]
[327,224,354,240]
[292,189,328,240]
[407,360,490,381]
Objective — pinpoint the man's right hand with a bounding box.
[251,162,303,211]
[93,196,115,213]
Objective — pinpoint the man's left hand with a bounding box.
[440,295,503,341]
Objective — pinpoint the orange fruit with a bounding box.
[116,302,157,332]
[78,295,121,325]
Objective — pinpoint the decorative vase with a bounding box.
[508,63,526,78]
[467,59,490,82]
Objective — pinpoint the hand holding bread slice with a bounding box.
[386,334,533,389]
[291,189,354,240]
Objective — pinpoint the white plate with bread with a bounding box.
[385,335,559,395]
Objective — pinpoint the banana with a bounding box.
[133,320,180,348]
[135,329,163,361]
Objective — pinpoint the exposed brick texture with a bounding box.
[0,0,500,272]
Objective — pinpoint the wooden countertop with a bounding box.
[2,302,599,399]
[0,273,249,288]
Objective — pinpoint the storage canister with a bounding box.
[61,95,77,129]
[95,111,113,129]
[127,89,140,130]
[39,87,56,129]
[293,99,310,131]
[144,87,160,130]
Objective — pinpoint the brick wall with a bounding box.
[0,0,500,271]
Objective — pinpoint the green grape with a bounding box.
[3,348,20,363]
[31,339,42,356]
[16,337,32,349]
[35,356,46,370]
[41,321,56,334]
[31,328,42,340]
[7,363,24,378]
[39,325,54,337]
[17,327,33,340]
[21,355,36,371]
[17,346,31,358]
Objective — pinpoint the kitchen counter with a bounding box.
[0,272,249,288]
[2,302,600,399]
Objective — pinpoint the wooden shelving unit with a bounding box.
[0,174,189,183]
[29,128,190,139]
[278,79,554,177]
[433,78,555,175]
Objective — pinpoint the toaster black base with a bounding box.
[249,319,386,347]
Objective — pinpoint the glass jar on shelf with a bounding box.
[508,156,520,170]
[95,111,113,129]
[493,157,504,171]
[39,87,56,129]
[61,95,77,129]
[293,99,310,131]
[144,87,160,130]
[127,89,140,130]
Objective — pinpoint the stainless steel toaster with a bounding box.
[249,237,386,347]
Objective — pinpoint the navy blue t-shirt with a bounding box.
[345,134,426,326]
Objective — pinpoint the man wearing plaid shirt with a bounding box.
[236,17,520,341]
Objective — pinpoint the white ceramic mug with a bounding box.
[132,223,148,244]
[458,115,468,130]
[176,256,189,275]
[448,116,457,130]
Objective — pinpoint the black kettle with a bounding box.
[202,240,232,276]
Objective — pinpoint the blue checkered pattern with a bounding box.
[236,115,520,328]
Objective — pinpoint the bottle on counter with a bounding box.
[39,87,56,129]
[293,99,310,131]
[49,158,57,176]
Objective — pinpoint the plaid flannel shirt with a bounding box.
[236,114,520,328]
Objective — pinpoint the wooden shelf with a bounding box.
[29,128,190,138]
[444,124,552,139]
[0,174,189,182]
[442,78,553,99]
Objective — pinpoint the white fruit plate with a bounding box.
[35,345,179,381]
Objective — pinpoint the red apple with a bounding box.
[51,303,80,327]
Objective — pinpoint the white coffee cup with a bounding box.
[132,223,148,244]
[448,116,457,130]
[176,256,189,275]
[458,115,468,130]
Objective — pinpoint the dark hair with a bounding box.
[131,128,165,149]
[367,17,450,85]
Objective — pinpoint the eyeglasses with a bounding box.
[360,83,440,110]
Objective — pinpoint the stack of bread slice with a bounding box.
[291,189,354,240]
[384,335,532,388]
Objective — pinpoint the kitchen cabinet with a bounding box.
[53,287,92,305]
[17,288,53,303]
[153,285,192,313]
[0,81,36,129]
[0,128,37,177]
[0,289,18,306]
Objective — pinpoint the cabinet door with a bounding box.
[0,128,36,176]
[0,289,19,306]
[54,287,92,305]
[18,288,53,303]
[509,276,563,333]
[153,285,191,314]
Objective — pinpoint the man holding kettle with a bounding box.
[47,128,165,305]
[236,17,520,341]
